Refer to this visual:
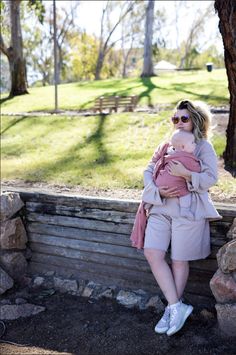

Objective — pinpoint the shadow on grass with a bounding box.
[21,114,112,180]
[138,77,157,108]
[1,116,29,135]
[0,95,13,105]
[171,84,229,104]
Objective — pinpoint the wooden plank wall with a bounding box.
[5,188,236,304]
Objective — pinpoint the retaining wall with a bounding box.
[4,187,236,305]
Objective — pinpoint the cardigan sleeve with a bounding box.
[187,140,218,193]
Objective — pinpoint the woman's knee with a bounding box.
[172,259,189,269]
[144,248,166,263]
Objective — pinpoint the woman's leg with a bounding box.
[144,248,179,305]
[171,260,189,300]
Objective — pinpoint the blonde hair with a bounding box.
[175,99,212,141]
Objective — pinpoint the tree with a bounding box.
[215,0,236,176]
[120,2,144,78]
[141,0,155,77]
[0,0,44,97]
[95,0,135,80]
[178,3,214,69]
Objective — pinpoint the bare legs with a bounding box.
[144,248,189,304]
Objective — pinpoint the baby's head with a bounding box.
[171,130,196,153]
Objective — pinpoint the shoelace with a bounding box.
[170,307,178,323]
[162,306,170,321]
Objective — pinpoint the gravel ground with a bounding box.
[0,287,236,355]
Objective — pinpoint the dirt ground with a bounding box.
[1,286,236,355]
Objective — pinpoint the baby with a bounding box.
[146,130,201,219]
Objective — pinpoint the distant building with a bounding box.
[154,60,177,73]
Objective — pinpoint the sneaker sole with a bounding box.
[154,326,169,334]
[167,305,193,336]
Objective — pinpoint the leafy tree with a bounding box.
[95,0,135,80]
[0,0,45,97]
[215,0,236,176]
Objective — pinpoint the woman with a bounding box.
[131,99,221,336]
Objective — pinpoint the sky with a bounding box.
[55,0,223,53]
[44,0,223,54]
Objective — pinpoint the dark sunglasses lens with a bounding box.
[171,117,179,124]
[181,116,190,123]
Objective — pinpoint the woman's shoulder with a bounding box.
[195,139,216,156]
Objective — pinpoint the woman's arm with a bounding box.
[167,141,218,193]
[187,141,218,192]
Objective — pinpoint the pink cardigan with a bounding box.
[130,143,169,249]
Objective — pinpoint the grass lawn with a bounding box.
[1,70,235,200]
[1,69,229,114]
[1,112,235,200]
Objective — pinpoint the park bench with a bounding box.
[93,95,138,113]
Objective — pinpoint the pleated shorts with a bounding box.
[144,213,211,261]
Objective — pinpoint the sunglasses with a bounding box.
[171,115,190,124]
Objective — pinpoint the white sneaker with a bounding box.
[154,305,170,334]
[167,302,193,336]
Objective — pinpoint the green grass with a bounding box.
[1,69,229,113]
[1,112,170,188]
[1,71,235,200]
[1,112,235,202]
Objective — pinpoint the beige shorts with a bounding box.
[144,214,210,261]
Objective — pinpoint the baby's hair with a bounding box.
[171,130,195,151]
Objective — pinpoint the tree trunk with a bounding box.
[9,0,28,97]
[95,50,105,80]
[215,0,236,176]
[141,0,155,77]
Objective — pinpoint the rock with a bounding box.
[0,217,27,250]
[215,303,236,337]
[227,218,236,239]
[145,295,165,312]
[53,277,78,293]
[15,298,27,305]
[0,192,24,221]
[0,266,14,295]
[217,239,236,273]
[200,309,215,319]
[33,276,45,287]
[81,281,97,298]
[0,303,45,320]
[210,268,236,303]
[98,287,116,299]
[116,290,142,308]
[0,252,27,281]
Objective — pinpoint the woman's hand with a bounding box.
[159,186,180,198]
[167,160,192,181]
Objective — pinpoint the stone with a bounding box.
[0,267,14,295]
[98,286,117,299]
[217,239,236,273]
[0,252,27,281]
[15,298,27,305]
[215,303,236,337]
[227,218,236,239]
[0,217,27,250]
[53,277,78,293]
[33,276,45,287]
[210,268,236,303]
[116,290,142,308]
[0,303,45,320]
[0,192,24,221]
[81,281,97,298]
[145,295,165,312]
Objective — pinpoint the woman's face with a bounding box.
[172,109,193,132]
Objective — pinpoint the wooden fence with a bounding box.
[5,188,236,304]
